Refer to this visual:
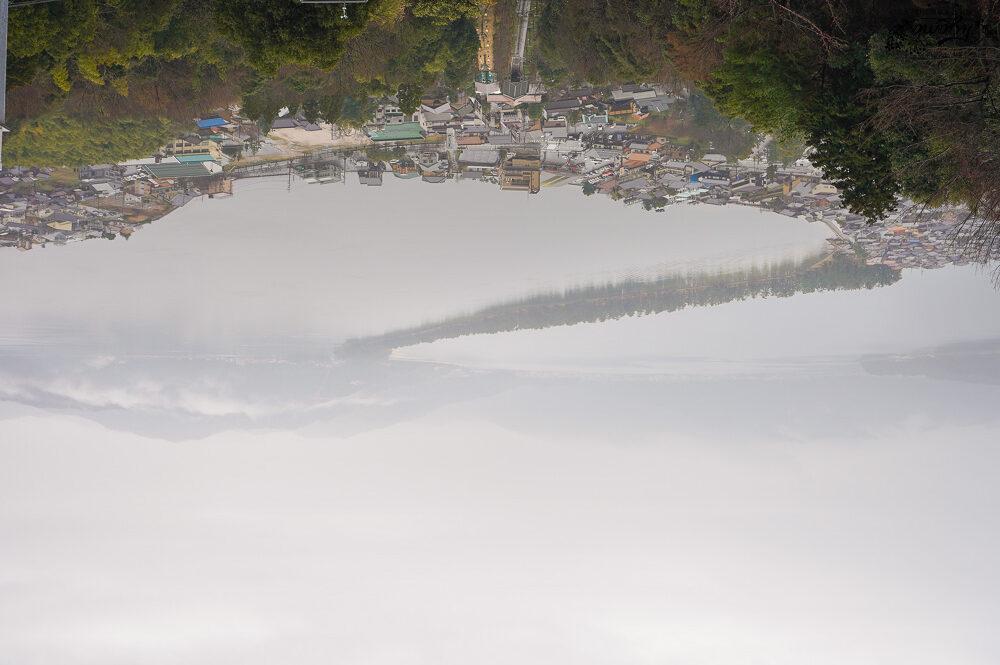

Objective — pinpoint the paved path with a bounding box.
[511,0,531,76]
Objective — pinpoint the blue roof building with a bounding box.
[196,117,228,129]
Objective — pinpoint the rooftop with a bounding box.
[367,122,426,142]
[175,154,218,163]
[142,163,211,179]
[196,118,228,129]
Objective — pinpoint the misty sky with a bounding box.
[2,178,1000,665]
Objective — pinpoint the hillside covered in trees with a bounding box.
[4,0,479,163]
[6,0,1000,260]
[535,0,1000,257]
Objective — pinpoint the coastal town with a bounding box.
[1,85,989,271]
[1,0,995,270]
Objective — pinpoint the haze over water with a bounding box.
[2,179,1000,665]
[0,177,834,349]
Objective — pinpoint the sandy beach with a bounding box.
[267,124,373,154]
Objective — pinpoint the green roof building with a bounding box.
[175,154,218,163]
[367,122,425,142]
[142,162,211,179]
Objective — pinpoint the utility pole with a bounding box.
[1,0,11,168]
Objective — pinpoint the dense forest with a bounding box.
[5,0,1000,258]
[339,253,901,358]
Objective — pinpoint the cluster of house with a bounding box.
[840,210,992,269]
[366,96,481,142]
[364,84,677,147]
[0,115,240,250]
[0,166,111,249]
[576,147,993,269]
[353,84,688,194]
[0,164,164,250]
[5,82,995,266]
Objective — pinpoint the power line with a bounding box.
[8,0,61,6]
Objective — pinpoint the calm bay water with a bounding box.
[2,178,1000,665]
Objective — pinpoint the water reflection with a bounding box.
[0,179,884,436]
[0,193,996,442]
[341,252,899,358]
[2,185,1000,665]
